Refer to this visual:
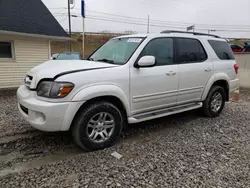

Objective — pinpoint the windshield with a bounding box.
[57,53,81,60]
[88,37,144,65]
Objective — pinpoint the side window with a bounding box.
[208,40,235,60]
[176,38,207,63]
[140,38,173,66]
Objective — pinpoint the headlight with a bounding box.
[37,81,74,98]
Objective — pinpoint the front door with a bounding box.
[130,37,178,115]
[175,37,213,104]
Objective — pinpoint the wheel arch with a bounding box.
[69,95,128,131]
[211,80,229,101]
[72,85,130,113]
[202,74,230,101]
[68,85,130,130]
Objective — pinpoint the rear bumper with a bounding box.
[17,85,84,132]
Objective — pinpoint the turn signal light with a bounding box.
[59,86,74,97]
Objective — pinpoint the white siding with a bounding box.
[0,34,49,88]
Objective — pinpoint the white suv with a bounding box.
[17,31,239,151]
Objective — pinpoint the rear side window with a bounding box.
[208,40,235,60]
[175,38,207,63]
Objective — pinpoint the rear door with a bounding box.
[175,37,213,104]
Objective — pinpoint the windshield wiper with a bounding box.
[86,57,95,61]
[97,58,115,64]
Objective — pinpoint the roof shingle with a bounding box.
[0,0,69,38]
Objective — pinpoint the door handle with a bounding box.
[166,71,176,76]
[204,67,212,72]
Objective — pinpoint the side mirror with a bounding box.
[52,57,57,60]
[136,56,156,68]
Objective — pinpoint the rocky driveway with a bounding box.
[0,89,249,188]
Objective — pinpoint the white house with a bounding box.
[0,0,69,88]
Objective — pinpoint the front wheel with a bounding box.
[202,85,226,117]
[71,102,123,151]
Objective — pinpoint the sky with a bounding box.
[42,0,250,38]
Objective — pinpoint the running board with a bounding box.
[128,102,203,124]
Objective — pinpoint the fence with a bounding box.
[235,53,250,88]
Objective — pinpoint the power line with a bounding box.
[51,8,250,32]
[70,14,250,33]
[49,5,250,29]
[66,9,250,29]
[52,8,65,15]
[58,16,68,22]
[70,14,186,29]
[49,7,65,10]
[139,0,215,10]
[57,12,250,31]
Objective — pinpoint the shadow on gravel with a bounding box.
[0,88,17,97]
[123,109,199,139]
[1,109,199,156]
[0,131,74,155]
[0,109,200,176]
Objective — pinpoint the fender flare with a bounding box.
[72,84,130,115]
[201,73,230,101]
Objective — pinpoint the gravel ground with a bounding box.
[0,89,35,137]
[0,89,249,188]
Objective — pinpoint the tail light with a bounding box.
[234,64,239,74]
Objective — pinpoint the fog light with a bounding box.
[38,112,46,122]
[29,110,46,123]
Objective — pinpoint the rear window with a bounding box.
[208,40,235,60]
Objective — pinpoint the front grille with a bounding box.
[20,104,28,115]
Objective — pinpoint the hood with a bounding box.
[29,59,117,78]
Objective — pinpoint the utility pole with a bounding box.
[68,0,72,51]
[147,15,150,33]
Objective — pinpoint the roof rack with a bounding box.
[160,30,221,38]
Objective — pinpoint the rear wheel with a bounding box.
[71,102,123,151]
[202,85,226,117]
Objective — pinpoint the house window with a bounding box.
[0,42,14,59]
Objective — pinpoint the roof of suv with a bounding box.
[115,32,226,42]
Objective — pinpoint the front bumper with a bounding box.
[17,85,84,132]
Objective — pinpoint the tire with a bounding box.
[202,85,226,117]
[71,101,123,151]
